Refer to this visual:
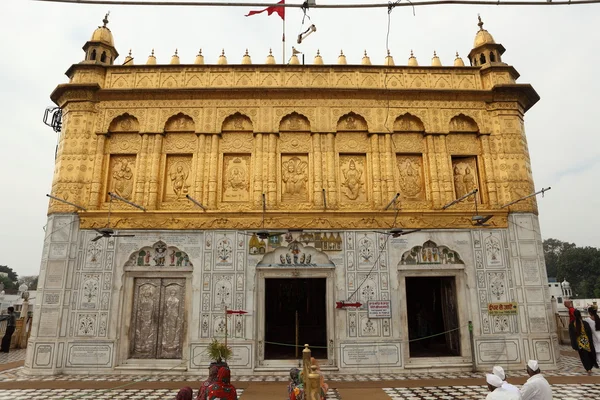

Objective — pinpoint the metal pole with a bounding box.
[282,14,286,64]
[224,306,228,347]
[468,320,476,372]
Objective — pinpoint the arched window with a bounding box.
[479,53,486,64]
[90,49,96,60]
[100,51,107,63]
[489,52,496,62]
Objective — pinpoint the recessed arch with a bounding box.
[400,240,464,265]
[164,113,195,133]
[449,114,479,133]
[279,112,311,132]
[336,112,368,131]
[221,112,253,132]
[393,113,425,133]
[124,240,193,267]
[108,113,140,133]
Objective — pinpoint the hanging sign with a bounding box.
[367,300,392,319]
[487,302,518,315]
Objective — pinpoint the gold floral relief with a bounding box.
[339,155,367,203]
[281,155,309,202]
[446,133,480,155]
[396,155,425,201]
[163,155,193,201]
[108,133,141,154]
[107,155,136,201]
[452,156,480,202]
[222,154,251,202]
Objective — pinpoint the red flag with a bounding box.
[245,0,285,20]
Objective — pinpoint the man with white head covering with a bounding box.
[492,365,520,394]
[520,360,553,400]
[485,373,521,399]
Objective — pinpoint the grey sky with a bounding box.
[1,1,599,278]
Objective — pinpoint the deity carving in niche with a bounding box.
[161,285,182,355]
[282,155,308,201]
[165,156,192,200]
[396,155,424,200]
[134,284,157,355]
[340,156,366,202]
[452,156,479,201]
[222,155,250,202]
[109,156,135,200]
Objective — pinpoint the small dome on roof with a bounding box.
[431,51,441,66]
[384,50,395,66]
[314,50,324,65]
[408,50,418,66]
[194,49,205,65]
[474,15,496,47]
[265,49,276,64]
[217,49,228,65]
[91,13,115,47]
[561,279,571,288]
[454,52,465,66]
[361,50,372,66]
[146,49,157,65]
[338,50,347,65]
[241,49,252,65]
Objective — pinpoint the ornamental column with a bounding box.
[425,134,441,207]
[325,133,337,207]
[194,134,207,202]
[312,133,324,207]
[253,133,264,206]
[89,133,107,208]
[384,133,396,201]
[133,133,150,205]
[370,134,382,207]
[147,133,164,208]
[479,133,498,206]
[207,134,220,207]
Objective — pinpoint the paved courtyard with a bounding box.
[0,346,598,399]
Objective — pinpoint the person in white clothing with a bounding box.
[584,306,600,365]
[520,360,553,400]
[492,365,520,395]
[485,373,521,400]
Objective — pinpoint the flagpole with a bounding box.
[282,14,286,63]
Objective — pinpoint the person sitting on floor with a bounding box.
[492,365,520,395]
[208,366,237,400]
[176,386,194,400]
[520,360,553,400]
[485,373,521,399]
[288,367,304,400]
[198,365,220,400]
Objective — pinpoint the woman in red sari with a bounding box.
[198,365,220,400]
[176,386,194,400]
[208,366,237,400]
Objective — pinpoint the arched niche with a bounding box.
[400,240,464,265]
[336,112,368,132]
[108,113,140,133]
[393,113,425,133]
[164,113,195,133]
[449,114,479,133]
[221,112,253,132]
[257,242,335,268]
[279,112,311,132]
[124,241,193,267]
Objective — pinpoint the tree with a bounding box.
[0,265,18,282]
[17,276,38,291]
[542,239,575,278]
[0,265,18,292]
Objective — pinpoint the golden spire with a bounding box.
[361,50,372,66]
[314,49,323,65]
[337,50,347,65]
[431,50,441,66]
[146,49,157,65]
[454,51,465,67]
[102,12,110,28]
[478,14,484,31]
[123,49,134,66]
[266,48,276,65]
[194,49,205,65]
[217,49,228,65]
[384,49,395,66]
[408,50,418,66]
[170,49,180,64]
[242,48,252,65]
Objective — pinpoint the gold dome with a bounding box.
[454,52,465,67]
[123,49,134,66]
[289,54,300,65]
[241,49,252,65]
[146,49,157,65]
[91,13,115,47]
[384,50,395,66]
[337,50,347,65]
[217,49,228,65]
[408,50,418,66]
[361,50,372,66]
[314,50,324,65]
[266,49,276,65]
[473,15,495,47]
[170,49,180,65]
[194,49,205,65]
[431,51,441,66]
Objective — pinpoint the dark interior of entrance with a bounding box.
[265,278,327,360]
[406,276,461,357]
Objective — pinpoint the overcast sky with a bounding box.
[0,0,599,278]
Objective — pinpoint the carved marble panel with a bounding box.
[80,274,100,310]
[156,279,186,359]
[107,155,136,201]
[339,155,367,203]
[281,154,309,202]
[396,154,425,201]
[222,154,251,202]
[451,156,479,201]
[484,233,503,267]
[163,155,193,201]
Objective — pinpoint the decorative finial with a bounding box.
[364,50,368,57]
[478,14,484,31]
[129,49,132,56]
[151,49,155,56]
[269,48,273,55]
[221,49,225,56]
[198,49,202,56]
[245,49,249,56]
[317,49,321,55]
[174,49,178,56]
[340,50,344,56]
[410,50,414,57]
[433,51,437,57]
[103,12,110,27]
[456,51,459,58]
[387,49,391,56]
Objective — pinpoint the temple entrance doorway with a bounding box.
[406,276,460,358]
[264,278,327,360]
[129,278,185,359]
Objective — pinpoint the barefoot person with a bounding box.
[520,360,553,400]
[485,373,521,399]
[0,307,16,353]
[584,306,600,366]
[208,366,237,400]
[569,309,599,373]
[197,365,219,400]
[492,366,519,395]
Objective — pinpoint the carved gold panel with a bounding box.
[107,134,141,154]
[281,154,309,203]
[222,154,251,202]
[279,112,311,132]
[107,155,136,201]
[220,132,253,153]
[130,278,185,359]
[397,155,425,201]
[339,155,367,203]
[391,133,424,153]
[163,155,193,202]
[447,133,481,155]
[164,114,194,133]
[452,156,480,202]
[163,133,197,153]
[279,132,311,153]
[336,132,369,153]
[336,113,368,131]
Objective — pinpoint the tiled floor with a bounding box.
[383,384,600,399]
[0,349,26,365]
[0,388,244,400]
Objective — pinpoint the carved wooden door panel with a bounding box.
[130,278,161,359]
[157,279,185,359]
[130,278,186,359]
